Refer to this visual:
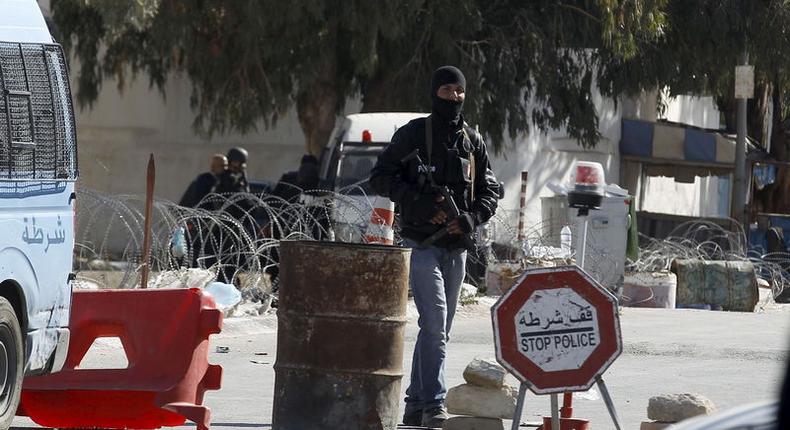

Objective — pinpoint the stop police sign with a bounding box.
[492,266,622,394]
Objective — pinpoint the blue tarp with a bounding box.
[621,119,735,165]
[621,120,654,158]
[684,128,717,162]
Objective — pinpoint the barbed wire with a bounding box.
[73,186,790,307]
[628,219,790,304]
[74,186,383,297]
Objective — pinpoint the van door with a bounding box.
[0,41,78,376]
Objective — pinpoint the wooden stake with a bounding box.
[140,154,155,289]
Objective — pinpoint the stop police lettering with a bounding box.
[520,331,597,353]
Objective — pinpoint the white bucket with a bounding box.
[622,271,677,308]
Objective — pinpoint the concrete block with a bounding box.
[641,422,672,430]
[443,416,504,430]
[463,357,507,388]
[648,393,716,422]
[446,384,517,419]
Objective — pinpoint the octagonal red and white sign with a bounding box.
[492,265,622,394]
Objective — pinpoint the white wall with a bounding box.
[488,91,622,238]
[74,73,309,202]
[662,94,721,129]
[640,175,730,217]
[639,93,728,217]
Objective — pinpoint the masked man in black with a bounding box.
[370,66,499,428]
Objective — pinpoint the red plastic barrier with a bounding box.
[17,288,223,430]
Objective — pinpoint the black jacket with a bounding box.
[179,172,217,208]
[270,171,301,205]
[214,170,250,195]
[370,115,499,249]
[213,169,252,220]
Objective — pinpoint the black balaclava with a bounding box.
[430,66,466,126]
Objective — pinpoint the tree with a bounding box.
[51,0,664,155]
[360,1,667,150]
[596,0,790,215]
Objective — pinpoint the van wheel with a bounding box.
[0,298,22,429]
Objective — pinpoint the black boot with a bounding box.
[402,406,423,426]
[421,405,449,429]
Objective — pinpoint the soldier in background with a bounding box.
[211,147,253,284]
[179,153,227,208]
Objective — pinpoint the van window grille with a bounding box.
[0,42,78,181]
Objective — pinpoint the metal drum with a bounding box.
[273,240,410,430]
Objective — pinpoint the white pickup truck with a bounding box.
[0,0,78,426]
[319,112,426,242]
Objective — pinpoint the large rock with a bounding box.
[463,358,507,388]
[647,393,716,422]
[446,384,517,419]
[87,259,112,270]
[151,268,215,289]
[460,283,480,305]
[443,416,504,430]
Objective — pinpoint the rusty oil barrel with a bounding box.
[272,240,410,430]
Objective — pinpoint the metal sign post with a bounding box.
[577,208,623,430]
[733,56,752,223]
[500,162,621,430]
[550,394,560,429]
[577,210,590,268]
[596,376,623,430]
[510,382,529,430]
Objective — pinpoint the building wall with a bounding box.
[74,74,309,203]
[69,71,719,233]
[489,91,622,240]
[490,91,725,241]
[662,94,721,129]
[639,94,729,218]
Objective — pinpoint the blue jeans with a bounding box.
[403,239,467,411]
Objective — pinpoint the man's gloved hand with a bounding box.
[447,212,476,235]
[430,195,449,225]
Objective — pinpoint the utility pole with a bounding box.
[733,50,752,225]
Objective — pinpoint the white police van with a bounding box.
[0,0,77,425]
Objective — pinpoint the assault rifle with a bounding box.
[401,149,469,248]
